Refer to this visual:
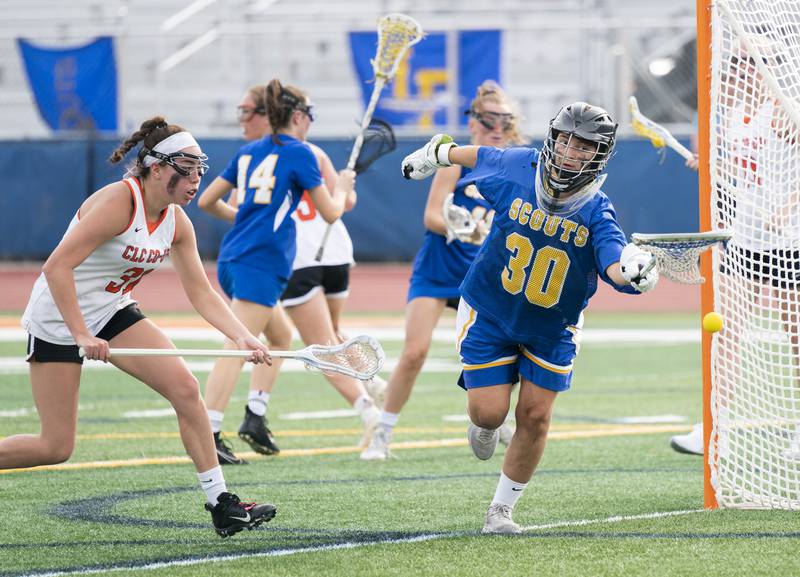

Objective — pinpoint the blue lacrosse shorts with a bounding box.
[217,260,289,308]
[455,299,580,392]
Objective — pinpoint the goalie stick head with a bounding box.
[537,101,617,217]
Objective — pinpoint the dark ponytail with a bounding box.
[265,79,307,144]
[108,116,185,176]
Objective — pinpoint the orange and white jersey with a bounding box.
[291,190,354,269]
[22,177,176,345]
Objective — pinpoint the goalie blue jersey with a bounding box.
[408,166,493,300]
[217,134,322,280]
[459,146,637,341]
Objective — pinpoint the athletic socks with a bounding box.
[491,471,528,509]
[198,465,227,505]
[353,394,374,414]
[207,410,224,434]
[379,410,400,435]
[247,390,270,417]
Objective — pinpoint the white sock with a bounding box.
[353,394,374,415]
[248,390,269,417]
[207,410,224,434]
[492,471,528,509]
[198,465,227,505]
[379,410,400,434]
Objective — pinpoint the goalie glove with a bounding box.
[443,193,477,244]
[620,244,659,293]
[401,134,458,180]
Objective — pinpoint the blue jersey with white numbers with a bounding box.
[459,146,636,342]
[410,166,493,294]
[217,134,322,280]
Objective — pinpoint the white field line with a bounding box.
[0,327,699,344]
[15,509,707,577]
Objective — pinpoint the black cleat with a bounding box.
[205,492,277,537]
[238,406,280,455]
[214,432,248,465]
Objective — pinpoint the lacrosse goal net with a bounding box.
[699,0,800,509]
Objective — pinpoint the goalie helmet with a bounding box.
[537,101,617,217]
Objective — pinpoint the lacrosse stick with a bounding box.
[80,335,385,381]
[315,13,423,261]
[629,96,695,161]
[631,230,732,285]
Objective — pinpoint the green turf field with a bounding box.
[1,313,798,577]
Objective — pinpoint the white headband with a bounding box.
[142,131,200,166]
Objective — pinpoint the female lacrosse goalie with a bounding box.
[197,79,381,464]
[401,102,659,533]
[361,81,526,461]
[4,117,276,537]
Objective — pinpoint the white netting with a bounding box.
[709,0,800,509]
[632,232,731,285]
[308,335,385,381]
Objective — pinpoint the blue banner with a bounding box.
[17,36,117,132]
[349,30,500,129]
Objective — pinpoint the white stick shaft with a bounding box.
[84,348,299,359]
[346,77,387,170]
[317,76,388,262]
[664,136,695,162]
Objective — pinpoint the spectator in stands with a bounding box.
[361,81,526,461]
[4,116,275,537]
[197,80,380,465]
[401,101,659,533]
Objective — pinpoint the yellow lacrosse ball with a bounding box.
[702,312,724,333]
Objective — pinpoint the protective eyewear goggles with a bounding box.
[142,149,209,178]
[236,105,266,121]
[466,109,515,131]
[296,103,316,122]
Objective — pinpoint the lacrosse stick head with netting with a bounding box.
[353,118,396,174]
[372,14,424,80]
[631,230,733,285]
[303,335,385,381]
[443,192,478,244]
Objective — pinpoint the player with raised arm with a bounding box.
[361,81,526,461]
[198,80,381,464]
[3,117,276,537]
[401,102,659,533]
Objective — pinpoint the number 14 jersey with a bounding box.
[22,177,174,345]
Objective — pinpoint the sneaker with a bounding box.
[363,375,387,409]
[359,405,381,449]
[498,422,514,446]
[468,423,499,460]
[214,432,248,465]
[205,491,277,538]
[360,427,391,461]
[238,406,280,455]
[481,503,521,535]
[670,423,703,456]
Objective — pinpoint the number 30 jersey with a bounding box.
[459,146,636,342]
[22,177,174,345]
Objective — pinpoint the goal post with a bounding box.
[699,0,800,510]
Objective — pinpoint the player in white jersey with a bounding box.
[671,52,800,456]
[4,117,276,538]
[198,82,380,465]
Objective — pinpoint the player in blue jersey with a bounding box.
[197,79,369,463]
[361,81,527,461]
[401,102,660,533]
[199,83,381,464]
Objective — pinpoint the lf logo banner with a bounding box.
[348,30,500,129]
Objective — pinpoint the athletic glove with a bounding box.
[620,243,659,293]
[401,134,458,180]
[443,193,477,244]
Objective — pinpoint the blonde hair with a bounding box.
[469,80,528,145]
